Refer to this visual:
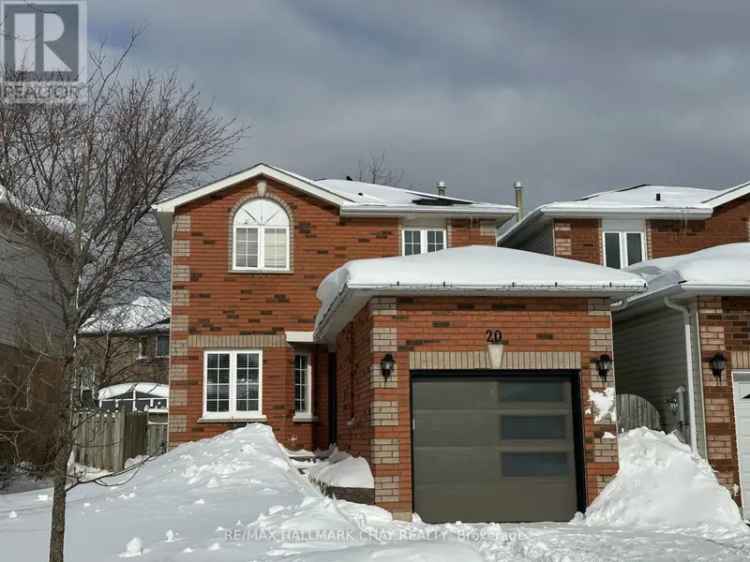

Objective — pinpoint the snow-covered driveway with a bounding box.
[1,425,749,561]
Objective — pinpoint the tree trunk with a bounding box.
[48,441,70,562]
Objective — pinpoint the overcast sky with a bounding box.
[92,1,750,210]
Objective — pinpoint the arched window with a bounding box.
[233,199,290,271]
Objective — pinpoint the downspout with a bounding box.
[664,297,698,452]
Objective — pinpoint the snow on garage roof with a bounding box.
[314,245,647,340]
[499,181,750,248]
[625,243,750,302]
[153,163,517,246]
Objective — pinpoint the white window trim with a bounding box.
[602,230,646,269]
[155,334,170,358]
[401,227,448,256]
[201,349,266,421]
[292,352,315,421]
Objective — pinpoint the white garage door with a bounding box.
[732,371,750,517]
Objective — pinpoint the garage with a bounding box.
[412,372,584,523]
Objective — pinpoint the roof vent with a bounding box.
[436,181,446,196]
[656,192,661,202]
[514,180,524,219]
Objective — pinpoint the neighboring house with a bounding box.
[314,246,646,522]
[498,182,750,266]
[80,296,171,408]
[613,244,750,514]
[0,193,71,466]
[152,163,517,456]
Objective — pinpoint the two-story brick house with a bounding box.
[153,163,517,454]
[499,181,750,513]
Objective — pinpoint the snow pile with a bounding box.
[306,451,375,489]
[588,387,616,424]
[582,428,748,536]
[628,242,750,294]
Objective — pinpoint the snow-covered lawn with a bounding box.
[1,424,749,561]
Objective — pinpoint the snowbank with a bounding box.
[581,428,748,535]
[307,453,375,489]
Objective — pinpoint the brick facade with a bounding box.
[168,175,495,450]
[650,196,750,258]
[696,296,750,506]
[552,219,602,264]
[334,295,619,517]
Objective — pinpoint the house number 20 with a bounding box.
[485,329,503,344]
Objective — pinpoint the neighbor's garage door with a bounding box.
[412,373,581,523]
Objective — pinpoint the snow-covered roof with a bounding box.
[82,296,170,335]
[499,181,750,247]
[315,246,647,340]
[152,163,517,246]
[624,243,750,304]
[98,382,169,400]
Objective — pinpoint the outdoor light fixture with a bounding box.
[710,353,727,381]
[596,354,612,381]
[380,353,395,380]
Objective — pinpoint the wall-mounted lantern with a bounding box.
[596,354,612,381]
[709,353,727,381]
[380,353,395,380]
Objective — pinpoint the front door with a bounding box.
[732,371,750,517]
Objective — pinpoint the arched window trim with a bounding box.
[232,198,291,272]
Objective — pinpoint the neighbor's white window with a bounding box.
[233,199,290,270]
[293,353,312,418]
[203,350,263,419]
[603,231,645,269]
[402,228,446,256]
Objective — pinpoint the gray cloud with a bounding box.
[89,0,750,210]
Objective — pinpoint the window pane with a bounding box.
[499,381,564,402]
[236,352,260,412]
[404,230,421,256]
[626,233,643,266]
[264,228,288,269]
[502,453,569,477]
[427,230,445,253]
[156,335,170,357]
[235,228,259,268]
[604,232,621,269]
[501,415,567,440]
[206,353,230,413]
[294,354,309,413]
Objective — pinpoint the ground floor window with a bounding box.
[294,353,312,417]
[203,350,262,418]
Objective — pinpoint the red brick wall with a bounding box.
[335,295,619,517]
[553,219,602,264]
[168,174,496,450]
[697,296,750,507]
[649,196,750,258]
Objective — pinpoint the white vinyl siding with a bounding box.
[203,350,263,419]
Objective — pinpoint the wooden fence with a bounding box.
[616,393,662,432]
[73,410,167,471]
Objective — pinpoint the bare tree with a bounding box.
[355,152,405,186]
[0,41,244,562]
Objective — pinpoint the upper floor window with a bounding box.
[603,231,645,269]
[233,199,290,271]
[403,228,446,256]
[155,334,170,358]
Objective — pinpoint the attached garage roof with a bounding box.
[315,246,647,341]
[624,243,750,304]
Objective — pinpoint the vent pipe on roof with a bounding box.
[514,180,524,219]
[656,192,662,202]
[436,181,446,196]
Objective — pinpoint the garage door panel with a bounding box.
[412,374,580,523]
[414,447,500,484]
